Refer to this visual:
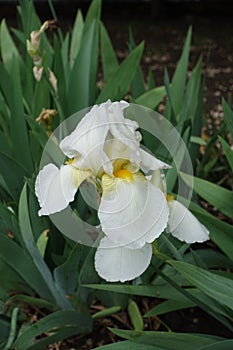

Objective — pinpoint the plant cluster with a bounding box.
[0,0,232,349]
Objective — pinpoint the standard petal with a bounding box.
[107,101,142,163]
[167,200,209,243]
[95,236,152,282]
[140,148,171,173]
[35,163,91,216]
[60,100,134,176]
[60,103,111,175]
[150,169,167,193]
[98,173,169,248]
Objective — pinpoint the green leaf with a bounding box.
[0,153,26,201]
[198,340,233,350]
[13,310,92,350]
[85,0,102,23]
[70,10,84,69]
[3,307,19,350]
[183,199,233,261]
[128,299,143,331]
[100,22,119,82]
[93,340,162,350]
[169,261,233,311]
[128,28,145,98]
[17,0,41,42]
[68,20,99,113]
[179,55,202,123]
[157,266,233,325]
[165,27,192,119]
[83,283,189,301]
[109,328,222,350]
[222,98,233,138]
[144,299,194,317]
[26,115,48,149]
[92,306,121,320]
[19,184,72,309]
[166,126,191,192]
[54,244,82,295]
[79,245,100,285]
[8,57,33,173]
[36,230,49,258]
[148,68,155,90]
[180,172,233,218]
[218,136,233,172]
[0,316,10,349]
[53,36,68,117]
[0,234,53,301]
[134,85,166,110]
[5,295,56,311]
[190,136,207,146]
[205,214,233,260]
[0,19,21,71]
[97,42,144,103]
[31,78,50,117]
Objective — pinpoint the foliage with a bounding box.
[0,0,232,348]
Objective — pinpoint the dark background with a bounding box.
[1,0,233,21]
[1,0,232,115]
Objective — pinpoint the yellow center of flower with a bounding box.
[166,194,174,202]
[65,158,74,165]
[114,169,134,182]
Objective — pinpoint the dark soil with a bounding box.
[58,302,233,350]
[104,14,233,113]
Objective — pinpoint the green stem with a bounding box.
[3,307,19,350]
[47,0,63,44]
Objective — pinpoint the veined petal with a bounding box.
[167,200,209,243]
[98,172,169,248]
[107,101,142,163]
[60,103,111,175]
[35,163,91,216]
[140,148,171,173]
[60,100,135,176]
[150,169,167,193]
[95,236,152,282]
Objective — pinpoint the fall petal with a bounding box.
[95,236,152,282]
[98,173,169,248]
[35,163,91,216]
[167,200,209,243]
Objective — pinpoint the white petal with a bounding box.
[95,236,152,282]
[150,169,167,193]
[60,101,134,176]
[167,200,209,243]
[140,148,171,173]
[35,163,91,216]
[107,101,142,163]
[60,103,111,175]
[98,173,169,248]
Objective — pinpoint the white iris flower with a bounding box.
[35,100,209,283]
